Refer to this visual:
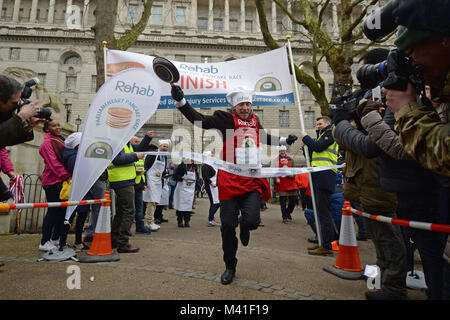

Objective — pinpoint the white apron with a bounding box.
[210,170,220,205]
[142,157,165,203]
[173,170,196,212]
[159,179,170,206]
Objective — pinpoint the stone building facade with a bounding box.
[0,0,390,175]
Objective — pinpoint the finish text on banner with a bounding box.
[106,47,294,108]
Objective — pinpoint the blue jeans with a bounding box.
[134,187,145,230]
[350,202,368,237]
[84,180,106,238]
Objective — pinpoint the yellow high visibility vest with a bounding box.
[310,128,339,173]
[107,144,137,182]
[134,158,146,184]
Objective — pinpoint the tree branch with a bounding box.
[117,0,154,51]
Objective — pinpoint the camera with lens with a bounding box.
[328,81,366,119]
[17,78,52,121]
[357,49,424,94]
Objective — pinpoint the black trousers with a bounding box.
[220,190,261,270]
[299,188,308,210]
[41,182,66,245]
[312,186,337,250]
[176,211,191,223]
[279,195,297,219]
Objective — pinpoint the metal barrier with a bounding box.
[19,174,46,234]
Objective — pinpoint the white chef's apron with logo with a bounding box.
[143,157,165,203]
[174,170,196,212]
[210,170,220,205]
[159,179,170,206]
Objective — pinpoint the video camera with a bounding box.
[18,78,52,121]
[328,81,366,119]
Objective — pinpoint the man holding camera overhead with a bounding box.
[0,75,43,148]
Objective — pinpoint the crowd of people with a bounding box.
[0,0,448,300]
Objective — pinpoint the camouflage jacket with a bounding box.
[394,72,450,177]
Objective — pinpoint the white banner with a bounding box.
[106,47,294,108]
[142,151,342,178]
[65,68,161,220]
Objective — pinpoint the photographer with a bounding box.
[0,75,42,148]
[333,48,408,300]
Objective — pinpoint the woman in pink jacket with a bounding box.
[0,148,17,201]
[38,120,71,251]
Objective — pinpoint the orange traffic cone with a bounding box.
[323,200,363,279]
[79,191,119,263]
[332,240,339,252]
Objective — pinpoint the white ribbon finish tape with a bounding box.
[142,151,342,178]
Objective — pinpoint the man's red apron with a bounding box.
[275,156,298,193]
[218,113,271,201]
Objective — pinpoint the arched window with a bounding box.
[64,55,81,65]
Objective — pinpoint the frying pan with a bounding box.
[152,57,180,84]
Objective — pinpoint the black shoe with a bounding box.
[0,261,4,267]
[117,244,140,253]
[220,268,236,285]
[184,222,190,228]
[365,289,407,300]
[178,222,184,228]
[307,236,319,244]
[161,218,168,223]
[239,227,250,247]
[154,219,162,224]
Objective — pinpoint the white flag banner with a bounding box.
[65,68,161,220]
[106,47,294,108]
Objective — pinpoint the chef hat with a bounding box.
[277,145,287,151]
[65,132,82,149]
[226,86,255,107]
[158,139,171,147]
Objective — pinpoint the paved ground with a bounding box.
[0,197,426,301]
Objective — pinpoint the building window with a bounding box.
[279,110,289,128]
[197,17,207,30]
[201,56,212,63]
[151,5,162,24]
[213,18,223,32]
[128,4,140,24]
[175,7,186,26]
[38,49,49,62]
[229,19,238,32]
[277,21,284,33]
[65,76,77,92]
[174,55,186,62]
[9,48,20,61]
[18,8,25,22]
[37,73,47,86]
[304,111,315,129]
[245,20,253,32]
[64,55,81,65]
[173,110,184,124]
[1,8,6,20]
[253,109,263,122]
[91,75,97,93]
[301,85,312,100]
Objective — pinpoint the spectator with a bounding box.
[0,75,42,148]
[202,151,220,227]
[295,170,309,211]
[272,146,298,223]
[173,159,197,228]
[61,132,90,251]
[0,148,16,202]
[38,120,71,251]
[167,161,176,209]
[301,116,339,256]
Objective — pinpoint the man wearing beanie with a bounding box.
[171,84,298,284]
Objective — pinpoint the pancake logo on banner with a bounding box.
[106,107,133,129]
[85,142,113,159]
[107,61,146,77]
[255,77,282,92]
